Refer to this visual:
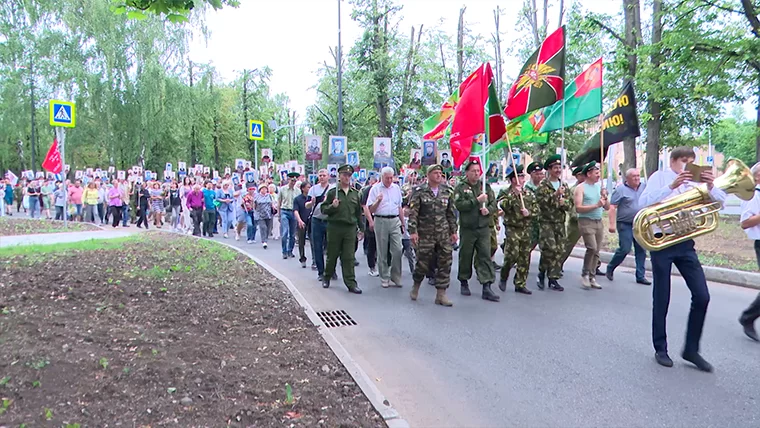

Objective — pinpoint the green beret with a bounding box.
[572,165,585,175]
[426,164,443,174]
[582,160,599,175]
[287,171,300,178]
[337,164,354,174]
[463,158,481,171]
[506,164,524,179]
[544,154,561,170]
[526,161,543,174]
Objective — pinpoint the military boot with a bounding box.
[537,271,546,290]
[435,288,453,307]
[498,280,507,292]
[460,280,471,296]
[410,282,421,301]
[322,277,331,289]
[481,283,500,302]
[548,279,564,291]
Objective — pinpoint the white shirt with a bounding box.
[367,181,403,216]
[639,169,727,208]
[308,182,334,219]
[741,187,760,240]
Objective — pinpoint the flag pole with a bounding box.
[560,95,566,180]
[599,114,606,195]
[504,132,526,210]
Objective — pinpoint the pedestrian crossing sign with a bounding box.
[249,120,264,141]
[49,100,76,128]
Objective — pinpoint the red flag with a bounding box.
[450,63,494,168]
[504,26,566,119]
[42,137,63,174]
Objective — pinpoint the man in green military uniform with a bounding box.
[454,159,500,302]
[561,165,586,267]
[321,164,364,294]
[535,154,572,291]
[498,164,537,294]
[408,164,458,306]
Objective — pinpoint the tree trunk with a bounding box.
[211,74,220,170]
[644,0,663,176]
[394,25,424,153]
[439,42,453,95]
[623,0,642,171]
[16,139,27,171]
[189,60,197,166]
[456,7,466,85]
[493,7,503,100]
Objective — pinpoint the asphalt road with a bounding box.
[216,231,760,428]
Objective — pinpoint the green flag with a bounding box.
[506,110,549,145]
[540,58,603,133]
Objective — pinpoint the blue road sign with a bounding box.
[49,100,76,128]
[249,120,264,141]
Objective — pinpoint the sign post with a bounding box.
[50,99,76,228]
[248,120,264,170]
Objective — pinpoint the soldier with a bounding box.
[498,165,536,295]
[535,154,572,291]
[525,161,544,252]
[408,164,458,306]
[454,159,500,302]
[321,164,364,294]
[561,165,586,267]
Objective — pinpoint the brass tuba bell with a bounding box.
[633,158,756,252]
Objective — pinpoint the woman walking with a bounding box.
[180,176,193,233]
[82,181,99,223]
[254,184,275,249]
[217,181,235,238]
[149,182,165,228]
[27,179,42,219]
[53,181,65,220]
[108,180,123,228]
[268,183,280,240]
[169,182,182,231]
[242,186,258,243]
[135,183,150,229]
[42,178,54,219]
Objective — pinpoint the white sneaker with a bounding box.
[263,242,268,249]
[235,232,240,241]
[247,240,253,244]
[368,269,379,277]
[224,233,229,239]
[381,280,390,288]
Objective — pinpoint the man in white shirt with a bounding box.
[306,169,334,281]
[367,167,405,287]
[639,146,727,372]
[738,162,760,341]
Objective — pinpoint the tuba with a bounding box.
[633,158,756,252]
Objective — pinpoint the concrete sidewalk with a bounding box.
[0,229,138,248]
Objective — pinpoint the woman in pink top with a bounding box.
[107,180,123,228]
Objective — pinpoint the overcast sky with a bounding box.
[188,0,752,122]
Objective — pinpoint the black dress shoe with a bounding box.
[740,321,759,342]
[332,273,338,280]
[348,286,362,294]
[515,287,532,295]
[595,268,605,277]
[537,271,546,290]
[637,278,652,285]
[655,352,673,367]
[498,280,507,292]
[354,260,360,266]
[322,279,330,289]
[606,270,614,281]
[460,280,471,296]
[548,279,564,291]
[682,352,713,372]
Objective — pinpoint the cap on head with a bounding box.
[572,165,585,176]
[526,162,543,174]
[463,158,481,172]
[582,160,599,175]
[426,164,443,175]
[543,154,561,170]
[287,171,300,178]
[338,164,354,174]
[506,164,525,179]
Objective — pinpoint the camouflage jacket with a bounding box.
[536,178,573,224]
[566,183,580,222]
[499,188,538,228]
[454,180,497,230]
[407,183,457,237]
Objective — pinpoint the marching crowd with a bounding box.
[3,146,760,372]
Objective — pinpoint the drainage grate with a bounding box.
[316,310,357,328]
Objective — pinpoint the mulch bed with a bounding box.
[0,217,101,237]
[0,233,385,427]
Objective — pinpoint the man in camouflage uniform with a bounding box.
[408,164,458,306]
[498,165,536,295]
[536,154,572,291]
[561,165,586,267]
[525,162,544,251]
[401,170,419,205]
[454,159,500,302]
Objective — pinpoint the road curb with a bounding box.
[203,237,410,427]
[569,247,760,290]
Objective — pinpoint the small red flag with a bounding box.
[42,137,63,174]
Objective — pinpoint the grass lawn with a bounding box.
[0,233,385,427]
[0,217,101,237]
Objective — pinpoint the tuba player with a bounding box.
[638,147,726,372]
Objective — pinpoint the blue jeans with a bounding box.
[121,205,129,226]
[607,221,647,281]
[311,218,328,275]
[280,210,297,254]
[219,209,233,235]
[755,240,760,270]
[246,212,257,241]
[651,239,710,354]
[28,198,40,219]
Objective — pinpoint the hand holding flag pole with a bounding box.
[504,132,525,210]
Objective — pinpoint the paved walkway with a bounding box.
[212,232,760,428]
[0,229,137,248]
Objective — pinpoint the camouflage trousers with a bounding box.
[530,217,540,249]
[561,218,580,265]
[413,233,453,289]
[538,222,566,280]
[500,226,532,289]
[490,226,498,257]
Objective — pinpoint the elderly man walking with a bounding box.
[606,168,650,285]
[367,167,405,288]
